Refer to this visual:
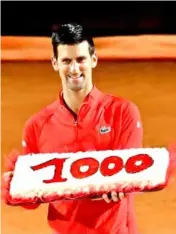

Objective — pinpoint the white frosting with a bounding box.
[9,148,170,199]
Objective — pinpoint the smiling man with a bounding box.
[51,24,98,115]
[4,22,143,234]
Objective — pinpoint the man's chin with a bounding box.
[68,84,85,92]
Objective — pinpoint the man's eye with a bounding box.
[77,57,86,63]
[63,59,71,64]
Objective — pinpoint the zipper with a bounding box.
[74,119,78,142]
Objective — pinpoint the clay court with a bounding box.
[1,60,176,234]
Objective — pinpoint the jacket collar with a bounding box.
[58,86,103,107]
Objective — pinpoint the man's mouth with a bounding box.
[68,74,83,80]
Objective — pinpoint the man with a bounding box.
[4,22,143,234]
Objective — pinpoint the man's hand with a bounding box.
[92,191,125,203]
[1,171,14,204]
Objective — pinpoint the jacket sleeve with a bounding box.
[20,118,40,209]
[117,101,143,149]
[22,117,39,154]
[117,101,143,234]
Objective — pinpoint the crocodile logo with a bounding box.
[100,126,111,134]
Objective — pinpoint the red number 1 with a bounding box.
[31,158,68,183]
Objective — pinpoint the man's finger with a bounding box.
[119,192,125,200]
[102,193,111,203]
[111,191,118,202]
[3,171,13,184]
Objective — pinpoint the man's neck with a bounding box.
[62,85,93,114]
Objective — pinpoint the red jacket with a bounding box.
[6,87,143,234]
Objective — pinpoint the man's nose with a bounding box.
[69,61,80,74]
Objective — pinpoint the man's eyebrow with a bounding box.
[77,56,87,59]
[60,56,87,61]
[60,57,71,61]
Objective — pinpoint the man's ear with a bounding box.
[51,56,59,72]
[91,53,98,68]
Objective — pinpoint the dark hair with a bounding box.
[51,22,95,59]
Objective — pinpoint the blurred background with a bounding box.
[2,2,176,36]
[1,2,176,234]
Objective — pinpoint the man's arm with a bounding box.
[22,117,39,154]
[20,118,40,209]
[118,101,143,234]
[117,101,143,149]
[3,117,40,209]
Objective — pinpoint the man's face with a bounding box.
[52,41,97,91]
